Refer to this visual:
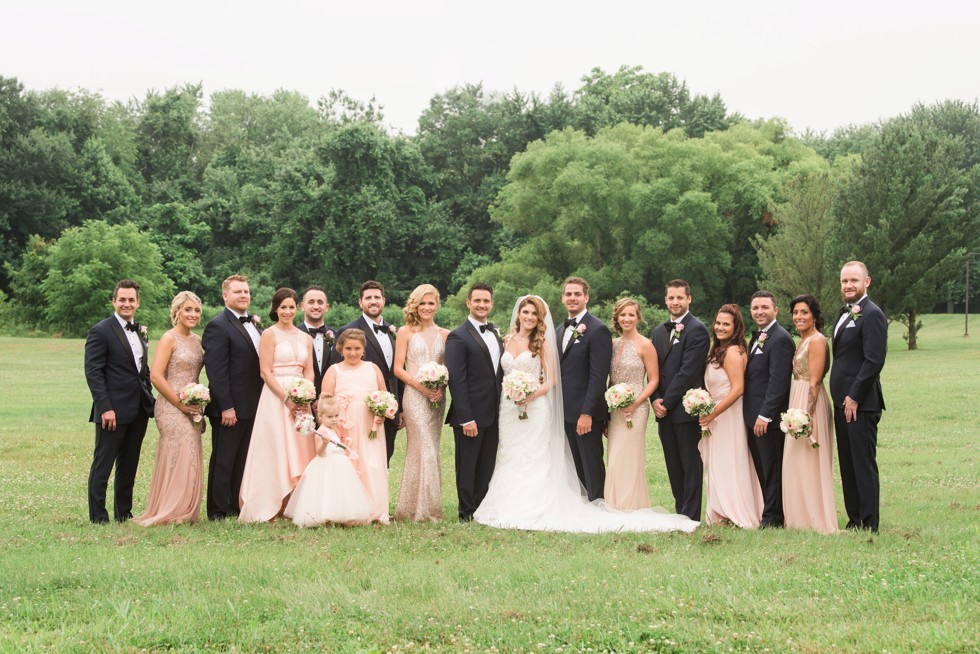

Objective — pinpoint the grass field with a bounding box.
[0,315,977,653]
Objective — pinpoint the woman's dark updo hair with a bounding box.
[269,287,299,323]
[790,294,824,331]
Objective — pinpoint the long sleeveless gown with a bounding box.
[783,334,838,534]
[134,331,204,525]
[238,328,316,522]
[604,339,652,510]
[394,332,446,522]
[699,362,763,528]
[335,362,390,524]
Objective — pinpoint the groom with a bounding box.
[202,274,264,520]
[743,290,794,528]
[84,279,155,523]
[831,261,887,532]
[445,282,502,521]
[331,280,401,465]
[651,279,710,521]
[557,276,612,501]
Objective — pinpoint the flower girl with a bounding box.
[284,396,373,527]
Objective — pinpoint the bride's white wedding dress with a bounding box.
[474,309,699,534]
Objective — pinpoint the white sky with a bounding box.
[3,0,978,135]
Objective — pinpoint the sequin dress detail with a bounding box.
[395,332,446,522]
[604,339,652,510]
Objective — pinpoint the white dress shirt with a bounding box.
[751,319,777,355]
[230,309,261,352]
[468,316,500,372]
[834,295,867,338]
[114,313,143,372]
[562,309,588,351]
[364,314,393,369]
[304,322,324,370]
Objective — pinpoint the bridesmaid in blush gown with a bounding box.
[393,284,449,522]
[323,328,391,524]
[135,291,206,526]
[783,295,838,534]
[604,298,659,510]
[239,288,316,523]
[698,304,763,528]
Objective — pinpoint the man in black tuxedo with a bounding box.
[84,279,155,523]
[330,280,401,465]
[445,282,502,521]
[651,279,710,521]
[298,285,336,403]
[556,276,612,501]
[743,290,794,528]
[831,261,887,532]
[202,274,264,520]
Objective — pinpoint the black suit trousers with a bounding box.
[658,419,703,521]
[453,424,499,520]
[207,417,255,519]
[747,422,785,525]
[564,421,606,501]
[88,410,149,523]
[834,408,880,531]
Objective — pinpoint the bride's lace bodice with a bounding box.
[502,349,542,377]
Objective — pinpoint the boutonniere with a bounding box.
[387,324,397,336]
[324,329,336,347]
[756,331,768,350]
[139,325,148,342]
[672,323,685,341]
[493,326,502,340]
[848,304,862,321]
[571,323,587,342]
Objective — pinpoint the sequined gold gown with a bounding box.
[394,332,446,521]
[604,339,652,510]
[783,334,838,534]
[134,331,204,525]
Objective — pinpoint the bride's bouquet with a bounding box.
[415,362,449,409]
[605,383,637,428]
[366,390,398,439]
[780,408,817,448]
[502,369,539,420]
[177,383,210,425]
[682,388,716,437]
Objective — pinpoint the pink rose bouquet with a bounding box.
[366,390,398,439]
[415,361,449,408]
[780,408,817,448]
[682,387,717,437]
[177,383,210,424]
[605,383,637,428]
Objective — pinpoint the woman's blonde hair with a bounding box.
[611,297,642,335]
[403,284,440,329]
[170,291,202,326]
[317,394,340,419]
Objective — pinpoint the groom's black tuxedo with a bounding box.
[445,319,503,520]
[298,322,336,398]
[84,315,155,522]
[651,312,709,521]
[556,311,612,501]
[743,321,794,527]
[202,308,263,519]
[830,296,886,531]
[330,316,401,464]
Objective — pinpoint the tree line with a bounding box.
[0,66,977,348]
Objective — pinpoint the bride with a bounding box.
[474,295,699,533]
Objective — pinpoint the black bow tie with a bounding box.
[373,323,388,335]
[480,322,496,333]
[239,315,252,325]
[665,320,676,329]
[125,322,139,333]
[564,318,578,328]
[310,325,327,336]
[750,330,761,342]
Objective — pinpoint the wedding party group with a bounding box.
[84,260,885,534]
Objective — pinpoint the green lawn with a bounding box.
[0,315,977,653]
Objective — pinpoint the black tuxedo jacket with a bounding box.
[202,308,263,420]
[445,321,503,428]
[651,313,710,423]
[331,316,400,406]
[85,316,155,424]
[298,322,336,397]
[742,322,794,425]
[556,311,612,422]
[830,297,887,412]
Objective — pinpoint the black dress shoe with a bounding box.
[760,521,784,529]
[458,514,474,523]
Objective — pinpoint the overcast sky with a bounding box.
[3,0,977,135]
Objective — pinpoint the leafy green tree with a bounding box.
[135,202,211,294]
[573,65,731,138]
[3,235,51,329]
[136,84,204,204]
[41,221,174,336]
[833,118,980,349]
